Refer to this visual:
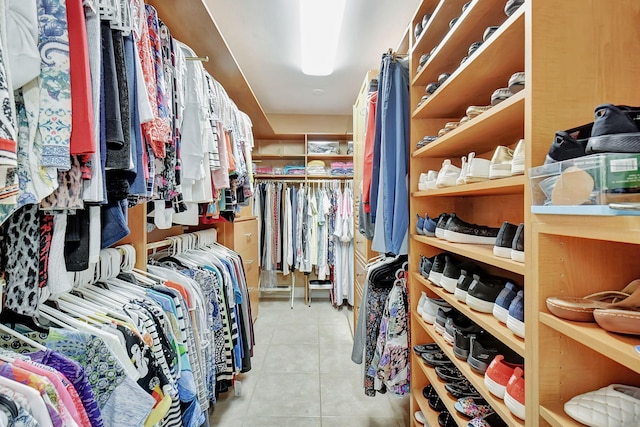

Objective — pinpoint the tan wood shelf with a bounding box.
[413,0,509,87]
[540,313,640,375]
[415,272,526,357]
[539,403,582,427]
[418,316,525,427]
[254,174,306,180]
[535,219,640,245]
[416,358,475,426]
[307,175,353,180]
[412,0,469,57]
[413,7,524,119]
[306,154,353,160]
[413,235,525,275]
[253,154,305,160]
[413,175,525,198]
[413,91,525,159]
[413,383,451,427]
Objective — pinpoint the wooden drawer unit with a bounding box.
[232,218,258,252]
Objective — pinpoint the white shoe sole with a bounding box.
[435,229,445,239]
[485,374,507,399]
[436,177,459,188]
[454,288,467,302]
[434,322,446,335]
[422,311,436,324]
[466,295,495,313]
[418,183,428,191]
[444,229,497,245]
[511,161,525,175]
[428,272,443,286]
[505,391,526,420]
[489,164,513,179]
[464,175,490,183]
[443,330,455,345]
[493,304,509,323]
[440,276,458,293]
[511,249,524,263]
[507,316,525,338]
[493,245,512,258]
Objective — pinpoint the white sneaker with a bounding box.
[489,145,514,179]
[418,173,429,191]
[417,291,427,317]
[456,155,468,185]
[425,170,438,190]
[511,139,525,175]
[464,152,491,183]
[436,160,461,188]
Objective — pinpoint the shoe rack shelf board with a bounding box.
[412,8,524,119]
[411,0,467,57]
[419,315,525,427]
[415,273,526,357]
[412,91,524,159]
[413,236,525,275]
[538,403,583,427]
[415,357,477,427]
[414,0,513,87]
[413,175,525,198]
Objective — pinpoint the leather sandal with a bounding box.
[546,279,640,322]
[594,308,640,336]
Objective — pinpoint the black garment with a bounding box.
[65,208,90,271]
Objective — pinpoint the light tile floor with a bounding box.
[209,298,410,426]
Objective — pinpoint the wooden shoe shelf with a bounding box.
[407,0,640,425]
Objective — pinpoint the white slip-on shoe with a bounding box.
[425,170,439,190]
[489,145,514,179]
[436,159,461,188]
[456,156,468,185]
[464,152,491,183]
[511,139,525,175]
[418,173,429,191]
[565,384,640,427]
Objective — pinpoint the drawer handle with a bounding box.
[244,233,253,237]
[245,260,255,265]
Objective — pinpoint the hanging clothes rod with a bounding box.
[186,55,209,62]
[255,179,306,184]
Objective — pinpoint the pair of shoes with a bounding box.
[467,276,508,313]
[564,384,640,427]
[416,214,438,236]
[442,214,501,245]
[490,72,525,106]
[547,279,640,335]
[417,135,438,148]
[443,311,483,345]
[489,139,525,178]
[418,170,438,190]
[484,354,525,402]
[436,160,462,188]
[545,104,640,164]
[441,259,482,294]
[455,264,485,302]
[493,281,523,324]
[419,255,435,279]
[454,397,493,419]
[504,0,524,17]
[493,222,524,261]
[413,342,440,355]
[423,297,452,325]
[445,378,481,399]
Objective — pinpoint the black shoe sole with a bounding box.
[586,133,640,154]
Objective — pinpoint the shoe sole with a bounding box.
[435,229,446,239]
[489,164,513,179]
[423,230,436,237]
[511,159,525,175]
[493,245,512,258]
[492,305,509,323]
[434,322,446,335]
[442,330,455,345]
[453,346,469,360]
[418,183,429,191]
[428,272,443,286]
[464,175,490,183]
[467,355,491,375]
[511,249,524,263]
[436,178,459,188]
[507,316,525,338]
[466,295,496,313]
[505,391,526,420]
[444,229,497,245]
[440,276,458,293]
[454,288,468,302]
[587,133,640,153]
[422,312,436,324]
[484,374,507,399]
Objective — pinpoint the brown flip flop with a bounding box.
[546,279,640,322]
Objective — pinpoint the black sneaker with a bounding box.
[483,26,500,41]
[511,223,524,263]
[544,122,593,164]
[493,222,518,259]
[443,215,500,245]
[455,272,480,303]
[435,307,456,335]
[466,276,507,313]
[444,314,483,346]
[420,255,435,278]
[438,72,451,85]
[467,335,501,374]
[428,253,449,286]
[435,213,453,239]
[468,41,483,56]
[440,257,461,293]
[504,0,524,16]
[453,330,484,360]
[586,104,640,154]
[426,82,440,95]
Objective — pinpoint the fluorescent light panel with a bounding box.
[299,0,346,76]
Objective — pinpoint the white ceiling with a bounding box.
[205,0,421,116]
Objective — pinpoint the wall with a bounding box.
[266,114,353,136]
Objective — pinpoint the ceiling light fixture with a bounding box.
[299,0,346,76]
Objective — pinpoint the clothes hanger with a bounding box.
[0,323,47,351]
